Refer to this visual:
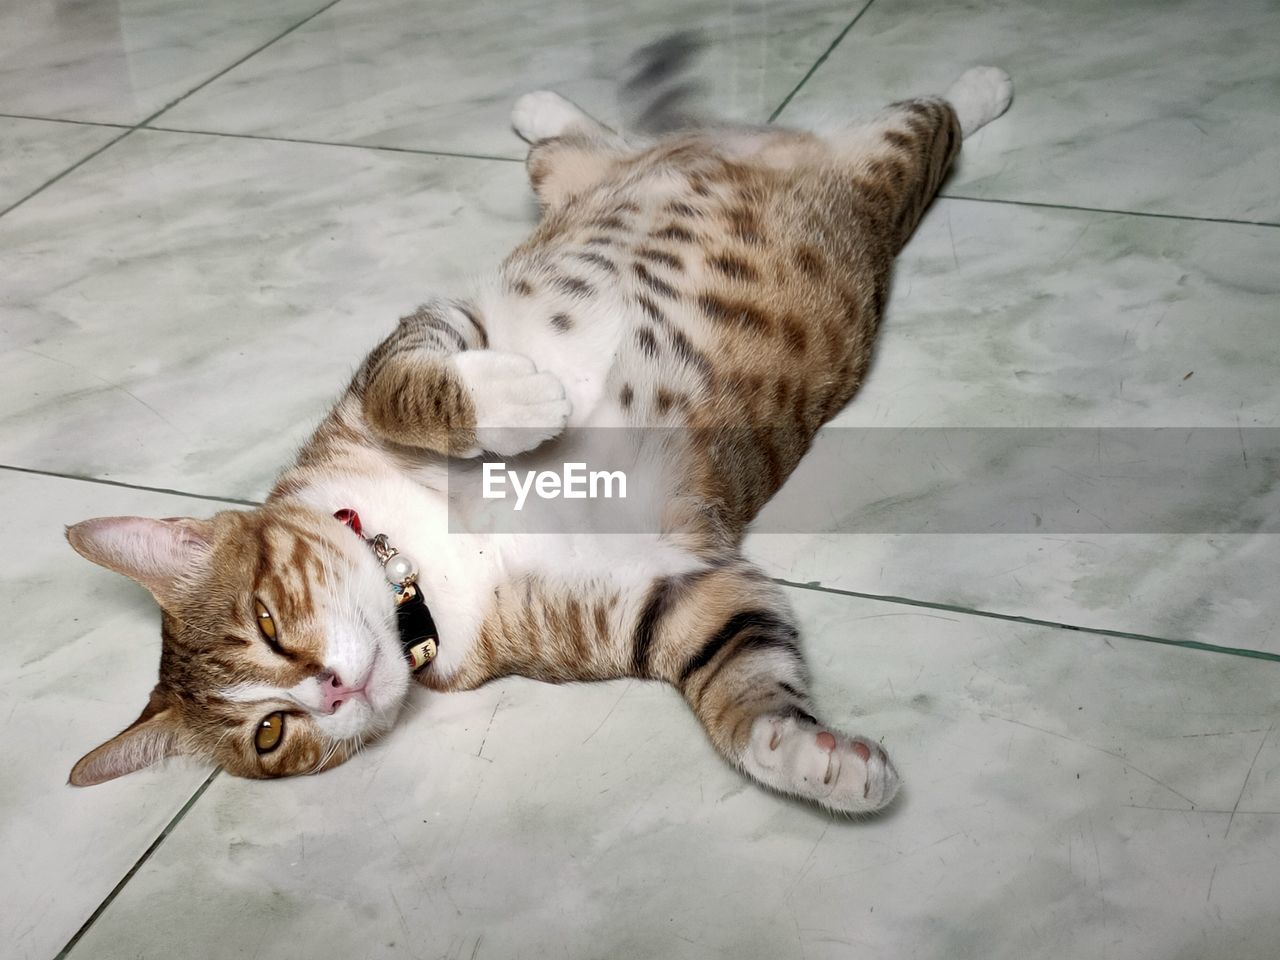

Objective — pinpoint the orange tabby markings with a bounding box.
[64,42,1013,816]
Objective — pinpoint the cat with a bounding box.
[64,36,1012,815]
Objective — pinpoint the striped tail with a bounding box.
[619,31,710,135]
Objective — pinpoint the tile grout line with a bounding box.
[0,112,131,130]
[135,0,347,130]
[2,2,1277,230]
[144,125,522,163]
[9,114,1279,225]
[0,0,348,222]
[754,0,1280,232]
[0,464,262,507]
[768,0,878,123]
[6,463,1274,663]
[774,576,1280,664]
[4,116,1278,235]
[941,193,1280,231]
[0,108,522,163]
[52,769,222,960]
[0,128,135,220]
[8,108,1278,224]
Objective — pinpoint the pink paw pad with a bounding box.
[815,731,837,751]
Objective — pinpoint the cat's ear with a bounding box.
[69,691,186,786]
[66,516,213,607]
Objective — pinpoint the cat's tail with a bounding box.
[640,563,900,815]
[618,31,710,135]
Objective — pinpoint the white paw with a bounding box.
[946,65,1013,137]
[745,714,900,814]
[453,350,571,456]
[511,90,588,143]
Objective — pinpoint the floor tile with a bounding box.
[831,200,1279,432]
[783,0,1280,222]
[0,0,327,125]
[158,0,859,158]
[0,471,215,960]
[0,117,122,211]
[64,587,1280,960]
[0,130,533,499]
[745,197,1280,651]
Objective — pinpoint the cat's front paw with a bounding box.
[453,350,571,456]
[746,714,900,814]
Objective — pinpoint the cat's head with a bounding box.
[65,503,411,785]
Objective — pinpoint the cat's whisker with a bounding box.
[307,738,342,776]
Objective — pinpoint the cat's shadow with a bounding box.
[770,780,910,826]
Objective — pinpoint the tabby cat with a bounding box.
[65,38,1012,814]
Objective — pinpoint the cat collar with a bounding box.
[334,508,438,672]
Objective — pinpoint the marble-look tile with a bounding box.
[0,130,533,498]
[746,196,1280,651]
[0,117,122,211]
[0,0,326,125]
[0,471,215,960]
[749,533,1280,654]
[158,0,858,158]
[783,0,1280,222]
[830,200,1279,431]
[64,587,1280,960]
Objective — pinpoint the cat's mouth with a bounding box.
[310,639,410,744]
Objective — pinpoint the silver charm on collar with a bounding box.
[368,533,418,593]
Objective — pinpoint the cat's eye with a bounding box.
[254,599,278,642]
[255,712,285,754]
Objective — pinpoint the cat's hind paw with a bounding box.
[453,350,571,456]
[946,65,1013,137]
[511,91,589,143]
[745,714,900,814]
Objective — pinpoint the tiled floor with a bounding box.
[2,1,1277,959]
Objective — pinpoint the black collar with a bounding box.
[334,509,438,672]
[396,588,439,671]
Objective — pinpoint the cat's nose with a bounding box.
[316,669,368,714]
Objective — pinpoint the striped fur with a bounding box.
[64,52,1013,814]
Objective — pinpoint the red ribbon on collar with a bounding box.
[334,508,362,536]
